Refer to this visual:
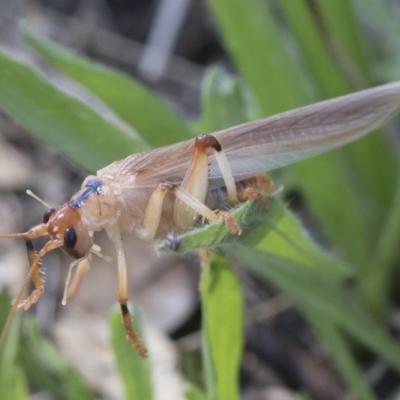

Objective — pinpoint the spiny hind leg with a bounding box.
[166,183,242,234]
[174,134,239,229]
[111,233,147,358]
[16,239,44,310]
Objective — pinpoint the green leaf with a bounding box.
[18,318,92,400]
[0,50,148,173]
[207,0,309,115]
[241,200,352,279]
[194,66,257,134]
[279,0,351,97]
[184,383,207,400]
[232,248,400,372]
[0,294,27,400]
[353,0,400,55]
[361,180,400,316]
[109,306,153,400]
[156,195,267,254]
[158,197,351,280]
[200,254,243,400]
[306,314,377,400]
[315,0,371,81]
[23,28,191,147]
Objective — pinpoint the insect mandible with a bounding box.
[1,82,400,358]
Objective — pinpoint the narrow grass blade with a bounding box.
[194,66,257,134]
[306,313,377,400]
[0,50,148,173]
[23,28,191,147]
[232,248,400,373]
[18,318,92,400]
[207,0,308,114]
[184,383,207,400]
[200,254,243,400]
[109,306,153,400]
[0,294,27,400]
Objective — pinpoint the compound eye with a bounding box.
[64,228,77,248]
[43,208,56,224]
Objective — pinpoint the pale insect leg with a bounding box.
[109,232,148,358]
[62,257,89,304]
[166,183,242,234]
[66,243,113,298]
[138,182,242,241]
[138,134,242,241]
[212,141,238,205]
[174,134,238,229]
[65,245,112,300]
[137,186,169,241]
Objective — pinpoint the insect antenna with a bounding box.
[26,189,52,209]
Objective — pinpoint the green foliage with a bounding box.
[0,294,27,400]
[18,319,92,400]
[22,26,191,147]
[109,306,153,400]
[200,254,243,400]
[1,0,400,398]
[183,383,207,400]
[0,51,147,173]
[0,293,90,400]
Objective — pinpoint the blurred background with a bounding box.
[1,1,400,399]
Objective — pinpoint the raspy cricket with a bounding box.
[1,82,400,358]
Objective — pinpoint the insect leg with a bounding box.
[237,174,274,203]
[137,186,169,241]
[15,239,45,310]
[174,134,238,229]
[17,239,62,310]
[65,257,90,300]
[166,183,242,234]
[110,233,147,358]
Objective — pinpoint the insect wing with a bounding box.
[209,81,400,186]
[103,82,400,190]
[98,140,194,187]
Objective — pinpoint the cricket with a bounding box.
[1,82,400,358]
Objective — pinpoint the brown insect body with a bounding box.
[2,82,400,357]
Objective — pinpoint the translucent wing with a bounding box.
[211,81,400,186]
[100,82,400,189]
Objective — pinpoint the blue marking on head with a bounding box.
[69,178,103,209]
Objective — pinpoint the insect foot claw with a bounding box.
[215,211,243,235]
[15,289,44,310]
[126,334,148,358]
[135,341,148,359]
